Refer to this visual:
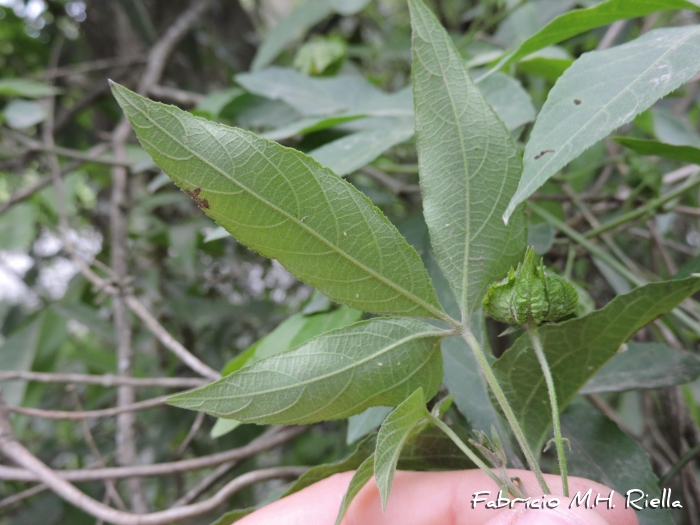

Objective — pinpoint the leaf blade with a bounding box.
[374,387,428,510]
[505,25,700,221]
[111,82,446,321]
[493,276,700,448]
[168,318,446,425]
[409,0,527,318]
[494,0,700,71]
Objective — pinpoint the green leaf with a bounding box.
[347,406,392,444]
[581,342,700,394]
[374,387,429,510]
[563,400,672,525]
[0,78,61,98]
[0,318,42,407]
[237,68,410,118]
[398,424,477,471]
[652,107,700,146]
[250,0,369,71]
[334,454,374,525]
[309,127,415,177]
[614,137,700,165]
[294,36,347,76]
[284,434,375,497]
[3,99,46,129]
[673,253,700,280]
[493,276,700,448]
[209,418,242,439]
[214,306,363,437]
[478,72,536,132]
[111,82,445,320]
[492,0,700,71]
[0,203,37,251]
[208,508,255,525]
[409,0,527,318]
[504,25,700,222]
[251,0,335,72]
[261,114,364,141]
[168,318,446,424]
[528,222,554,255]
[195,87,244,118]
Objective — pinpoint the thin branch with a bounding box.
[7,131,130,167]
[360,166,421,194]
[0,398,305,525]
[0,143,110,216]
[0,426,308,482]
[43,55,148,79]
[0,371,206,388]
[171,461,235,507]
[0,484,48,510]
[125,296,221,380]
[10,395,171,420]
[596,20,627,50]
[148,85,205,106]
[175,412,205,457]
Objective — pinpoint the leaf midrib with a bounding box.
[181,328,446,401]
[123,93,451,323]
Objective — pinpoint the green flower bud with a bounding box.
[482,247,578,326]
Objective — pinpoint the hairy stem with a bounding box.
[429,415,525,499]
[461,328,550,494]
[527,323,568,497]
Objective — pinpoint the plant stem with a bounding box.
[461,328,551,494]
[583,174,700,239]
[429,415,525,499]
[527,322,568,497]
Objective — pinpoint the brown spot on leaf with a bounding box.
[534,149,555,160]
[574,99,582,105]
[184,187,209,209]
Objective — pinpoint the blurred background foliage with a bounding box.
[1,0,700,524]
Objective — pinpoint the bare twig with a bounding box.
[148,85,205,106]
[125,296,221,380]
[0,397,305,525]
[171,461,236,507]
[0,143,110,216]
[0,484,48,510]
[0,413,304,524]
[175,412,205,457]
[107,2,215,510]
[7,131,128,167]
[0,371,206,388]
[360,166,421,194]
[0,426,308,483]
[629,228,697,256]
[43,55,148,79]
[10,395,171,420]
[597,20,627,50]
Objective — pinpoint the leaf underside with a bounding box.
[111,82,445,320]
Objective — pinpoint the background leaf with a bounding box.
[374,387,428,509]
[347,406,392,444]
[493,276,700,448]
[563,400,672,525]
[493,0,700,71]
[478,72,536,132]
[581,342,700,394]
[409,0,527,318]
[505,25,700,221]
[3,99,46,129]
[0,78,60,98]
[111,82,445,320]
[614,137,700,165]
[168,318,446,424]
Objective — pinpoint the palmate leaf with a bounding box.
[110,82,447,321]
[408,0,527,319]
[504,25,700,221]
[493,276,700,449]
[168,318,446,424]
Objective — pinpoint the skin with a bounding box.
[238,470,640,525]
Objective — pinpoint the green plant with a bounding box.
[107,0,700,521]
